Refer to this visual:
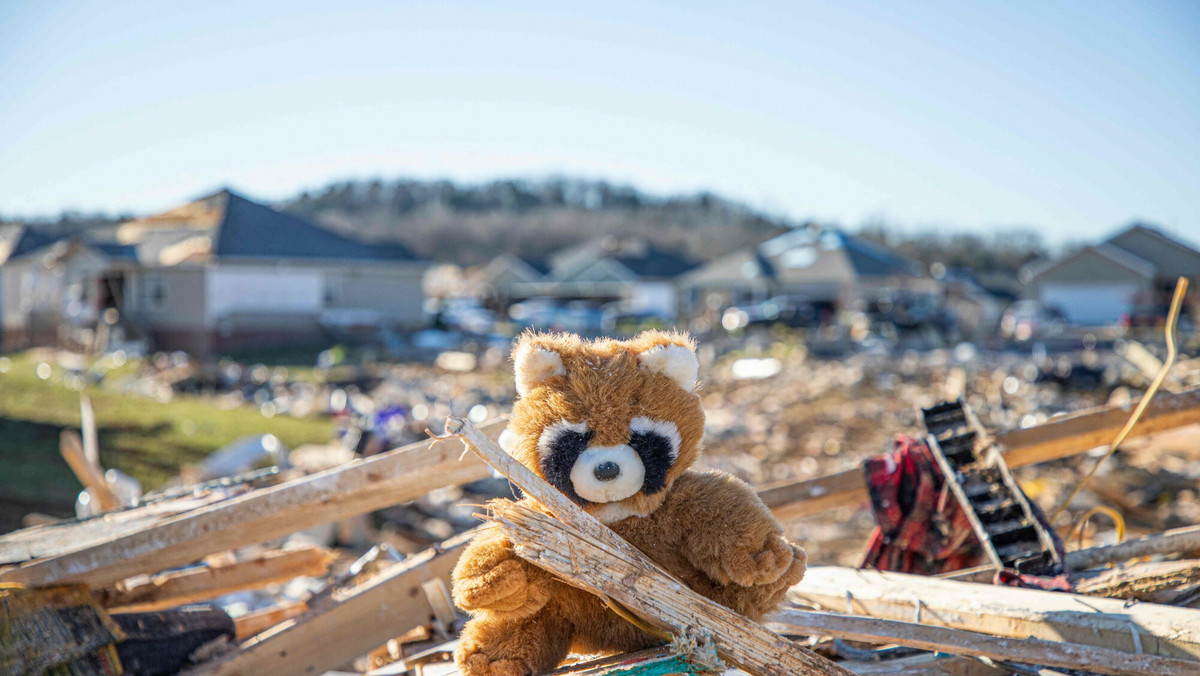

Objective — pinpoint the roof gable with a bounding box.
[475,253,546,285]
[0,225,63,264]
[554,257,639,283]
[546,236,695,280]
[1027,244,1155,283]
[679,248,770,286]
[1104,224,1200,279]
[213,192,417,262]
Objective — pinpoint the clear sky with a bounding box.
[1,0,1197,243]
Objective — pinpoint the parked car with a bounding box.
[999,300,1066,340]
[509,298,605,334]
[432,299,495,335]
[721,296,820,332]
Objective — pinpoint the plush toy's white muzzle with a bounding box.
[569,444,645,503]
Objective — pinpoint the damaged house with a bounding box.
[677,226,928,316]
[1022,223,1200,326]
[0,190,430,354]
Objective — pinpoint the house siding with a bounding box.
[126,267,208,330]
[1107,229,1200,279]
[1,248,112,349]
[327,263,426,325]
[1028,250,1150,287]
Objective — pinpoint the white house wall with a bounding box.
[205,266,323,320]
[630,281,677,318]
[1040,281,1141,326]
[327,265,426,325]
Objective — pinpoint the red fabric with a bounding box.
[860,435,983,575]
[860,435,1072,591]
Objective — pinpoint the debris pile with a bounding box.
[3,333,1200,674]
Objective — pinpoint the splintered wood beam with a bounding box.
[185,531,473,676]
[232,601,308,642]
[96,547,336,611]
[841,653,1009,676]
[60,430,120,513]
[1066,524,1200,570]
[1071,559,1200,601]
[0,419,506,588]
[790,566,1200,661]
[767,607,1200,676]
[762,386,1200,521]
[445,417,853,676]
[0,493,233,565]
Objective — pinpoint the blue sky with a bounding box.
[1,0,1197,244]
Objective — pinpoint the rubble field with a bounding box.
[2,330,1199,676]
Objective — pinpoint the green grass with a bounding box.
[0,352,334,513]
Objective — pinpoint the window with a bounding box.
[138,273,167,311]
[323,274,343,305]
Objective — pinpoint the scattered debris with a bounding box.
[3,324,1200,675]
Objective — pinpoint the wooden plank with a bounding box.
[790,566,1200,660]
[1072,559,1200,601]
[768,607,1200,675]
[948,527,1200,585]
[97,547,336,611]
[60,430,120,512]
[0,419,505,588]
[1066,524,1200,570]
[447,417,852,676]
[185,532,472,676]
[0,493,231,565]
[762,386,1200,520]
[841,653,1008,676]
[232,601,308,641]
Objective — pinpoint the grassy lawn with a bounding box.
[0,352,334,521]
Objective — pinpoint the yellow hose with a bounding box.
[1051,276,1189,525]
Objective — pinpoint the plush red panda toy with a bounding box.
[452,330,806,676]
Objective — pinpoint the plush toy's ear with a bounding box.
[638,343,699,392]
[514,342,566,396]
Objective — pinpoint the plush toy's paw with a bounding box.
[455,559,530,611]
[454,559,552,618]
[722,534,797,587]
[457,650,532,676]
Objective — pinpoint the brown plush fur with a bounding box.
[452,331,806,676]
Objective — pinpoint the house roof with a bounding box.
[682,226,920,287]
[547,237,695,281]
[1024,243,1156,283]
[1103,224,1200,279]
[4,235,136,268]
[114,190,420,265]
[835,231,924,277]
[520,256,551,276]
[472,252,548,286]
[0,224,61,265]
[213,192,418,262]
[1024,222,1198,285]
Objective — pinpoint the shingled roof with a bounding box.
[682,226,920,286]
[115,190,418,265]
[547,236,696,281]
[213,192,417,262]
[0,224,60,265]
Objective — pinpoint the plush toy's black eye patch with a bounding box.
[630,430,674,495]
[539,428,593,505]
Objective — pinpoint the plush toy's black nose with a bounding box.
[593,461,621,482]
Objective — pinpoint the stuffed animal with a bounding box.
[452,330,806,676]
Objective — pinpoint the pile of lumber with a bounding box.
[1,389,1199,675]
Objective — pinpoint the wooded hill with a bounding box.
[281,177,791,265]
